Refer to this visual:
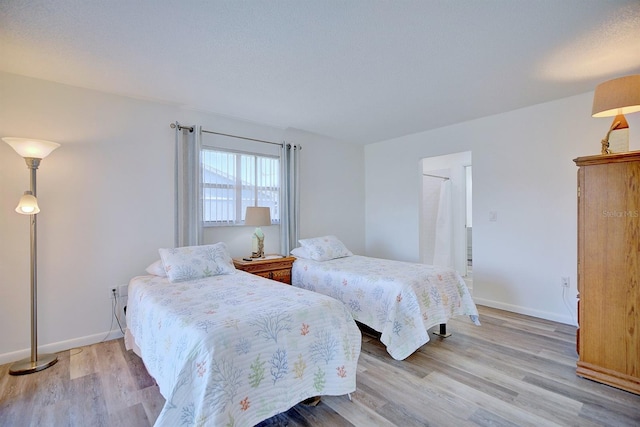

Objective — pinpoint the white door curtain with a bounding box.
[433,178,453,268]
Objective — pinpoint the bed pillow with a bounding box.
[298,235,353,261]
[158,242,236,283]
[290,246,312,259]
[145,259,166,277]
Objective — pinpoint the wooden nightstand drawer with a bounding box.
[233,256,296,285]
[270,268,291,284]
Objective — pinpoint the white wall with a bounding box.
[365,92,640,325]
[0,72,365,363]
[282,128,366,254]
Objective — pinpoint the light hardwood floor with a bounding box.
[1,305,639,426]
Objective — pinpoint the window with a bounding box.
[202,148,280,225]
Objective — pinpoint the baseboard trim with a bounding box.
[0,329,124,366]
[473,297,576,326]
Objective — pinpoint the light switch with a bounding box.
[489,211,497,222]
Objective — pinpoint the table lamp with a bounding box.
[245,207,271,258]
[592,74,640,154]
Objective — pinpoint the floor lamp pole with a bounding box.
[9,158,58,375]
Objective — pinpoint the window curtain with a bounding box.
[175,122,203,247]
[280,143,301,255]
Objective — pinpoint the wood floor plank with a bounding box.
[426,370,584,427]
[2,305,640,426]
[523,373,640,425]
[69,345,98,380]
[68,372,109,426]
[117,339,156,390]
[357,353,478,426]
[321,394,396,427]
[288,400,354,427]
[468,407,522,427]
[35,397,71,427]
[137,384,164,426]
[108,402,152,427]
[95,339,143,415]
[579,401,640,427]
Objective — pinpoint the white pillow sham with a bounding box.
[297,235,353,261]
[290,246,312,259]
[159,242,236,283]
[145,259,166,277]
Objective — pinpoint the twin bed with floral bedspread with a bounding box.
[291,236,480,360]
[125,242,361,427]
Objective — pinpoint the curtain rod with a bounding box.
[423,173,450,180]
[170,122,282,146]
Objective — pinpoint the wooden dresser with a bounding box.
[233,256,296,285]
[574,151,640,395]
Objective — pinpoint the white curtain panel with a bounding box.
[175,123,203,247]
[280,143,301,255]
[433,179,453,268]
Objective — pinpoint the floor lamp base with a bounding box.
[9,353,58,375]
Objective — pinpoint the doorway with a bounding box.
[419,151,472,282]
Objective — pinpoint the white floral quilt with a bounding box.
[292,255,480,360]
[125,271,361,426]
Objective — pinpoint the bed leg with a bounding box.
[432,323,451,338]
[348,393,352,401]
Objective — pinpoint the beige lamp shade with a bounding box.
[15,191,40,214]
[245,206,271,226]
[592,74,640,118]
[2,137,61,159]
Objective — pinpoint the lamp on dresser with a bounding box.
[245,206,271,259]
[592,74,640,154]
[3,137,60,375]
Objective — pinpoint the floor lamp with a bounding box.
[3,137,60,375]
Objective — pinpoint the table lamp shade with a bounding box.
[245,207,271,226]
[592,74,640,118]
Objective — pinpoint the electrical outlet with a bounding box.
[118,284,128,297]
[110,287,117,299]
[561,277,570,288]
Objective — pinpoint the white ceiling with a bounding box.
[1,1,640,144]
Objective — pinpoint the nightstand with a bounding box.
[233,256,296,285]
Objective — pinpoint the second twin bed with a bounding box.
[290,236,480,360]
